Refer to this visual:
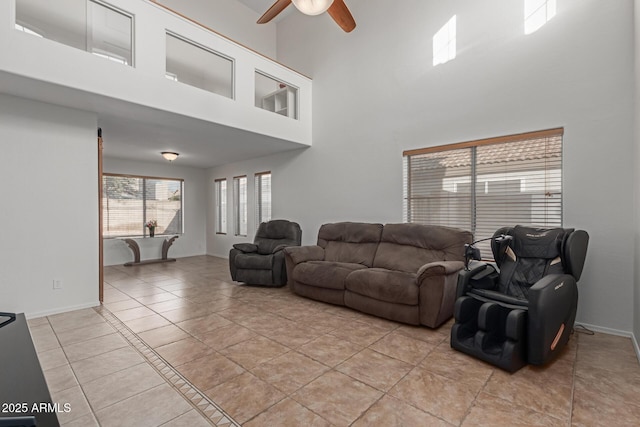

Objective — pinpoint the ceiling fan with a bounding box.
[257,0,356,33]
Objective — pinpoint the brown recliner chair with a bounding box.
[229,219,302,287]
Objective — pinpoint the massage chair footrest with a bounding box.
[451,297,527,372]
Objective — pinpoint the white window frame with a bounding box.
[214,178,227,234]
[255,171,272,226]
[233,175,247,237]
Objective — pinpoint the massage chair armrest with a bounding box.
[455,262,499,300]
[527,274,578,364]
[282,245,325,265]
[528,274,578,311]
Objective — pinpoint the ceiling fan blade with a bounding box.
[257,0,292,24]
[327,0,356,32]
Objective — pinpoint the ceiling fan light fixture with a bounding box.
[291,0,333,16]
[161,151,179,162]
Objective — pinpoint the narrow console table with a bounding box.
[123,235,179,267]
[0,313,60,427]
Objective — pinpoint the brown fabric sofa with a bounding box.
[283,222,472,328]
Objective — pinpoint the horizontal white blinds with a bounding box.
[214,179,227,234]
[403,129,563,260]
[103,174,183,238]
[255,172,272,225]
[233,176,247,237]
[404,148,473,230]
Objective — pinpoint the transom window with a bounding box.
[403,128,563,258]
[524,0,557,34]
[433,15,457,66]
[102,174,184,238]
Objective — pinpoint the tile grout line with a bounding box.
[94,305,240,427]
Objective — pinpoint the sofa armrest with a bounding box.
[417,261,466,283]
[416,260,466,328]
[283,245,325,265]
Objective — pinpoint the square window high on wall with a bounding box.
[403,128,563,259]
[433,15,457,66]
[233,176,247,237]
[255,172,272,225]
[524,0,557,34]
[214,178,227,234]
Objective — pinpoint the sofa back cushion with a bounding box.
[318,222,383,267]
[373,224,472,273]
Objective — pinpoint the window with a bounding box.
[433,15,457,66]
[403,128,563,259]
[524,0,557,34]
[103,174,184,238]
[16,0,133,66]
[255,71,298,119]
[255,172,272,225]
[214,179,227,234]
[166,32,234,99]
[233,176,247,236]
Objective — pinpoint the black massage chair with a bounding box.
[450,225,589,372]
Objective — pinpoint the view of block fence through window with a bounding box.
[403,129,563,260]
[103,174,183,238]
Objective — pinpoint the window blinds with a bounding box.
[255,172,272,225]
[233,176,248,236]
[214,178,227,234]
[403,128,563,260]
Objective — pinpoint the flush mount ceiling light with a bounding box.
[291,0,333,15]
[161,151,179,162]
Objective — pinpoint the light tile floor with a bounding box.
[28,255,640,426]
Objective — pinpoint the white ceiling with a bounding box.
[236,0,278,15]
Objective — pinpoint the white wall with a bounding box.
[103,157,208,265]
[207,0,636,333]
[0,94,99,318]
[158,0,277,58]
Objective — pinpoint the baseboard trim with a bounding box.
[26,301,100,320]
[206,252,229,259]
[574,322,632,337]
[575,322,640,364]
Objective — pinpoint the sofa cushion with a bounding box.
[346,268,419,305]
[373,223,472,273]
[293,261,367,290]
[235,253,273,270]
[318,222,383,267]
